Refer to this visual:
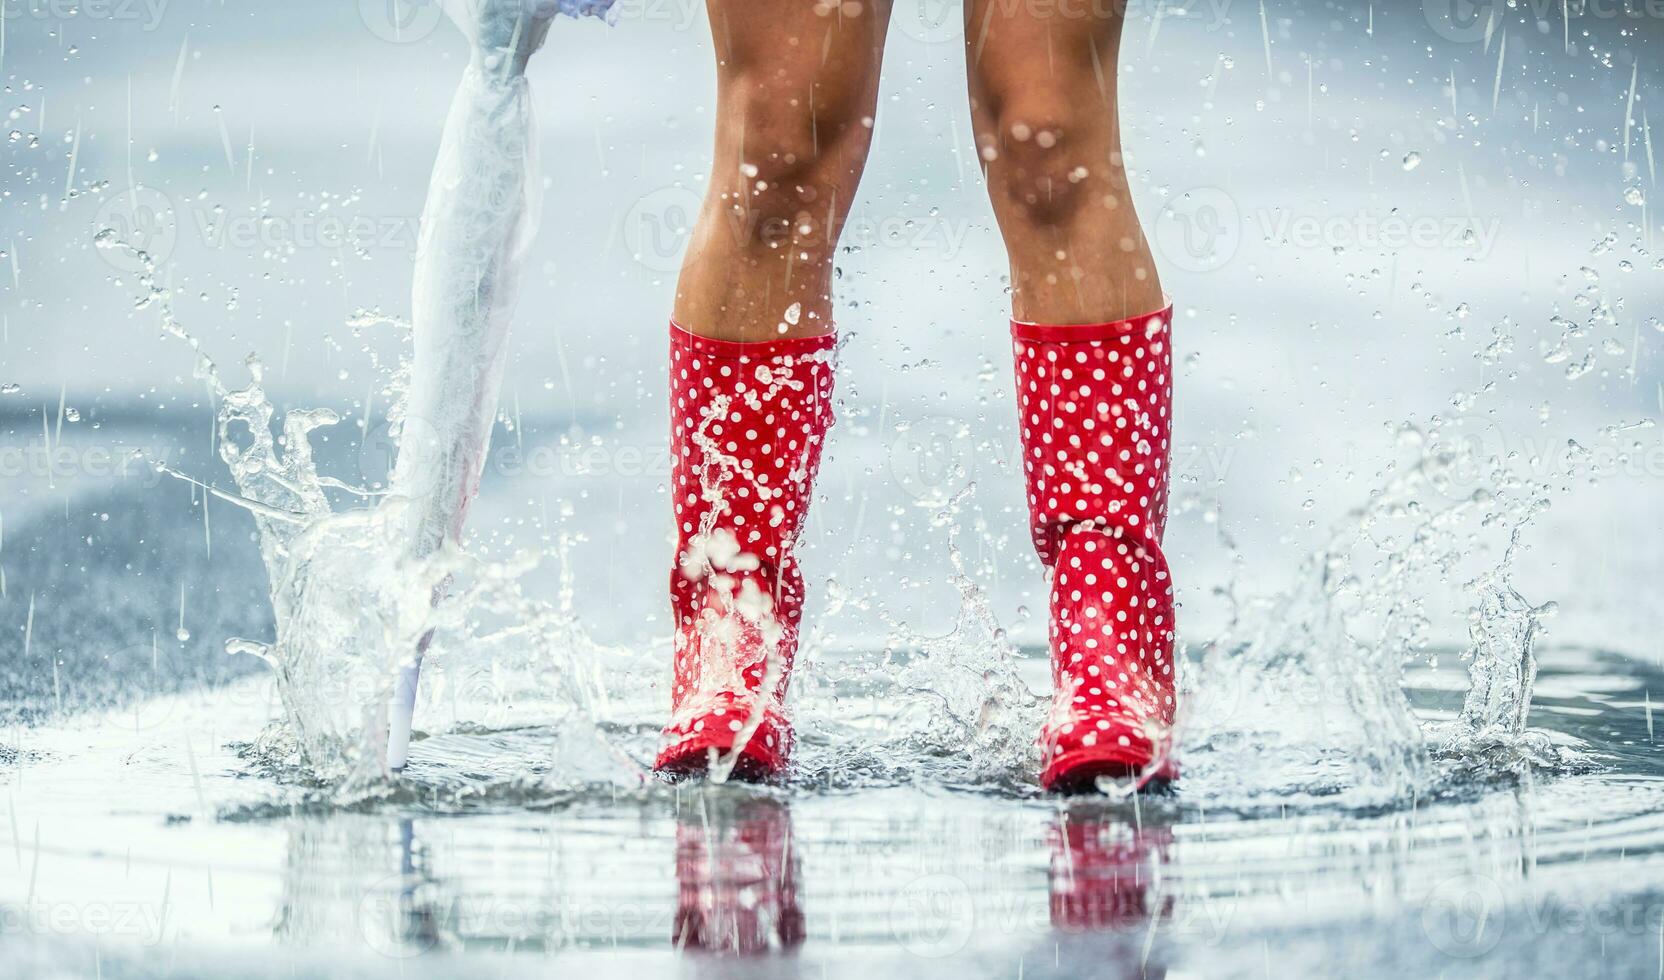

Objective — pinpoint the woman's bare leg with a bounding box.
[966,0,1163,323]
[974,0,1180,790]
[670,0,893,342]
[654,1,890,780]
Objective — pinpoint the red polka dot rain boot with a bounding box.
[656,323,837,780]
[1010,305,1180,791]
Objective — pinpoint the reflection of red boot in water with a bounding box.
[1048,808,1172,933]
[1010,307,1181,791]
[655,324,837,780]
[673,797,806,953]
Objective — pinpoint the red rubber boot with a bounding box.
[655,322,837,780]
[1011,305,1180,791]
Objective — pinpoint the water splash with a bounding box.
[795,488,1046,793]
[97,229,640,792]
[95,203,1638,811]
[102,214,1598,809]
[1438,546,1574,777]
[1180,289,1640,807]
[96,217,1049,802]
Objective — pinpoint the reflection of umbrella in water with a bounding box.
[393,817,448,954]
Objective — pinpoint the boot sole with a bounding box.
[654,708,792,783]
[654,746,783,784]
[1042,745,1179,794]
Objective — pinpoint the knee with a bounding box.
[980,94,1105,229]
[714,75,876,238]
[731,84,832,188]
